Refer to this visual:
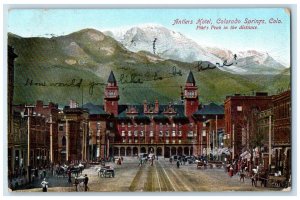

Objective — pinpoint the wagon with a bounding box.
[104,169,115,178]
[268,176,288,188]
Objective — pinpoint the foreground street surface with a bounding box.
[15,157,284,192]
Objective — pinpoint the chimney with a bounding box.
[143,100,147,113]
[154,99,159,113]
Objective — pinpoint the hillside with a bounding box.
[8,29,290,106]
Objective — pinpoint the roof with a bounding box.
[108,71,116,83]
[82,103,107,115]
[186,70,195,84]
[194,102,224,115]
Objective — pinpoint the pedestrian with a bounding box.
[84,174,89,191]
[176,160,180,168]
[68,170,72,184]
[43,168,47,178]
[41,178,48,192]
[251,173,257,187]
[74,177,79,192]
[138,158,143,167]
[229,165,234,177]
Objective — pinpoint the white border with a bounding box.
[1,1,299,200]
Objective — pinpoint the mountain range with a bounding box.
[8,25,290,106]
[105,24,287,75]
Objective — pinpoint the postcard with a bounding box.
[6,7,292,193]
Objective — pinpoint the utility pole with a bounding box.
[65,119,69,163]
[49,114,53,164]
[212,130,214,160]
[268,115,272,169]
[27,107,31,182]
[216,115,218,160]
[232,124,235,160]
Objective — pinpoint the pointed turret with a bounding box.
[107,71,117,84]
[184,71,199,117]
[104,71,119,116]
[186,70,195,85]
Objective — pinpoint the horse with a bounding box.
[55,166,67,178]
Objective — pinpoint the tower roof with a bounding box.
[186,70,195,84]
[108,71,116,83]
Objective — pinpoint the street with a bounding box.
[15,157,283,192]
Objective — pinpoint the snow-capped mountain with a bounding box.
[104,24,222,64]
[205,47,287,74]
[105,24,288,75]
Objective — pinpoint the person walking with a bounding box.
[74,177,79,192]
[68,170,72,184]
[41,178,48,192]
[176,160,180,168]
[84,174,89,191]
[138,158,143,167]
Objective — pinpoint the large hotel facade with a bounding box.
[86,71,224,159]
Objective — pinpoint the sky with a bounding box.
[8,8,291,66]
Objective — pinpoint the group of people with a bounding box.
[74,174,89,192]
[41,174,89,192]
[225,158,271,188]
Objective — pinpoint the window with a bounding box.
[179,123,182,127]
[59,124,64,131]
[97,122,101,131]
[134,123,137,127]
[178,131,182,136]
[172,123,176,128]
[121,131,125,136]
[166,139,169,144]
[151,139,154,144]
[237,106,243,112]
[121,122,125,127]
[165,131,169,136]
[108,91,114,96]
[202,130,206,136]
[203,122,206,127]
[159,131,163,137]
[178,139,182,144]
[172,139,176,144]
[140,131,144,136]
[128,123,131,127]
[172,131,176,137]
[150,131,154,137]
[62,136,66,146]
[134,131,138,136]
[190,123,193,127]
[128,139,132,143]
[135,139,138,143]
[188,131,193,137]
[128,131,132,136]
[140,123,144,127]
[122,138,126,143]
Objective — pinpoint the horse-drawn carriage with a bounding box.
[208,161,223,169]
[97,166,115,178]
[196,160,207,169]
[55,163,85,178]
[268,176,288,188]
